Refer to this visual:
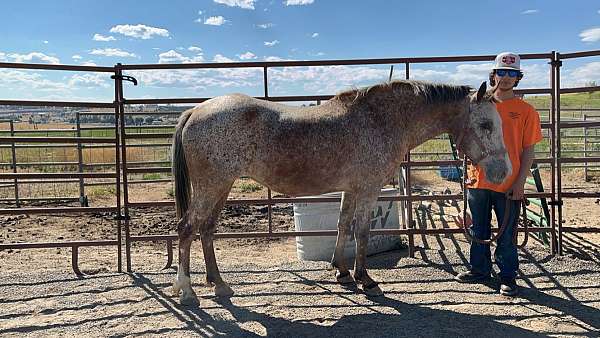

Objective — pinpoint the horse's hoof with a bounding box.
[168,284,181,297]
[180,292,200,306]
[215,283,234,298]
[362,282,384,297]
[336,271,355,285]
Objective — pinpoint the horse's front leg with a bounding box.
[331,191,357,285]
[353,196,384,297]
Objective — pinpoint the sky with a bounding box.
[2,0,600,103]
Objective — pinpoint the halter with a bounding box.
[453,102,507,165]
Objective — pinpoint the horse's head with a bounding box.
[452,82,511,184]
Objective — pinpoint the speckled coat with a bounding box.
[169,80,510,303]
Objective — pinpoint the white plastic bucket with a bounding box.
[293,188,401,261]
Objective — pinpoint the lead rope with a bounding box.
[461,157,528,248]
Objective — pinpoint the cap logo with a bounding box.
[502,55,516,65]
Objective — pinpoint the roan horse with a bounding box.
[171,80,511,304]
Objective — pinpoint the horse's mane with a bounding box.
[334,80,472,105]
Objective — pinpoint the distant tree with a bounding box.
[585,81,597,97]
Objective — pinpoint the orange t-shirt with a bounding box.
[466,97,543,193]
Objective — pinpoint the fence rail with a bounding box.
[0,49,599,273]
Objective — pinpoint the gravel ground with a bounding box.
[0,235,599,337]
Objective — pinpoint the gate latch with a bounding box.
[111,74,138,86]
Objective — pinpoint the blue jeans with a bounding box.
[467,188,520,280]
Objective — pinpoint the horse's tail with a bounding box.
[173,109,194,220]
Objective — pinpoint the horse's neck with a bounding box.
[373,93,464,150]
[405,106,455,149]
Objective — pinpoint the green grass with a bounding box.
[525,91,600,113]
[87,186,116,199]
[142,173,162,180]
[238,181,263,193]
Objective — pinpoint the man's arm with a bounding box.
[507,145,535,200]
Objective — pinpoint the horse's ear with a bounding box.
[476,82,487,102]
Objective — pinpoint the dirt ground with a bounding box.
[0,170,599,337]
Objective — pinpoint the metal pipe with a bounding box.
[9,120,19,207]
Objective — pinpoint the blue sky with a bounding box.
[2,0,600,102]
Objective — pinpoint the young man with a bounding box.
[455,52,543,296]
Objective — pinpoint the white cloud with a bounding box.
[81,61,97,66]
[90,48,137,57]
[158,50,204,63]
[43,40,49,44]
[239,51,257,60]
[580,27,600,42]
[311,32,319,38]
[268,65,388,94]
[264,56,284,61]
[521,9,539,15]
[158,50,187,63]
[214,0,255,9]
[109,24,169,39]
[0,69,69,93]
[72,55,83,60]
[68,73,110,88]
[129,68,260,90]
[285,0,314,5]
[265,40,280,47]
[6,52,60,64]
[93,33,116,41]
[204,16,227,26]
[564,61,600,87]
[213,54,235,63]
[188,46,203,52]
[257,23,274,29]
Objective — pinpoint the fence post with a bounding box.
[9,120,19,207]
[263,66,273,234]
[583,114,588,182]
[115,63,132,272]
[76,111,86,206]
[548,51,558,255]
[402,62,415,257]
[554,52,564,255]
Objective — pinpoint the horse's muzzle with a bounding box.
[482,157,509,184]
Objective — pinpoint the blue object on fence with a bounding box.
[438,165,463,182]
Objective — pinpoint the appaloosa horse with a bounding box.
[171,80,511,304]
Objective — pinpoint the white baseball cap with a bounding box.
[493,52,521,71]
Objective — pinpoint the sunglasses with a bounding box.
[495,69,520,78]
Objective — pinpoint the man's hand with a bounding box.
[506,181,525,200]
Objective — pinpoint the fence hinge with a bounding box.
[111,74,138,86]
[115,214,130,221]
[548,60,563,67]
[548,199,564,207]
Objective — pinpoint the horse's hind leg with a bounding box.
[173,187,226,305]
[353,193,384,297]
[331,191,357,285]
[173,211,201,305]
[200,184,234,297]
